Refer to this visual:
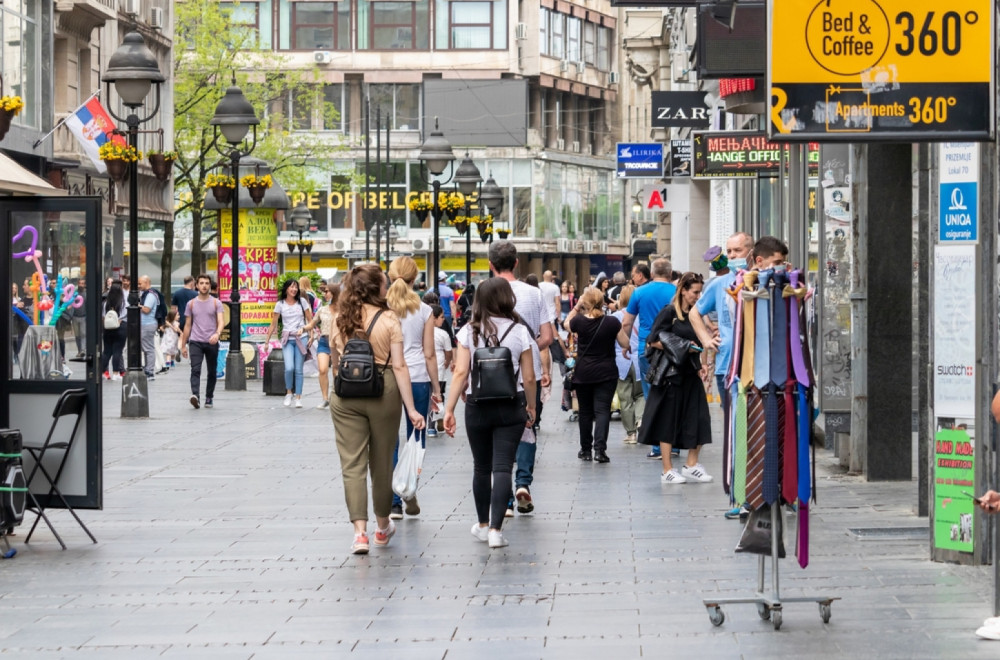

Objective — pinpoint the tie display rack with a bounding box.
[701,268,838,630]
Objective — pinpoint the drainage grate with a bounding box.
[848,527,929,540]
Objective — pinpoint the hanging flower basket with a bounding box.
[479,231,491,243]
[211,185,233,204]
[105,159,129,183]
[147,151,177,183]
[241,173,273,206]
[247,184,267,204]
[287,240,298,254]
[453,218,469,235]
[0,95,24,141]
[497,229,510,239]
[414,208,429,223]
[303,240,314,253]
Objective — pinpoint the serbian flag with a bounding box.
[64,95,123,173]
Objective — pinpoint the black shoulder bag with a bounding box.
[470,323,519,403]
[334,311,390,398]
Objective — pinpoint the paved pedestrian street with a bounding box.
[1,373,996,659]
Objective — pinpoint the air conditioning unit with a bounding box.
[152,238,164,250]
[576,61,586,73]
[582,240,595,252]
[557,238,571,252]
[608,71,620,85]
[314,51,333,64]
[571,141,580,153]
[560,59,570,73]
[514,22,528,40]
[598,240,609,253]
[150,6,164,28]
[123,0,140,16]
[333,238,350,251]
[173,238,190,251]
[585,144,593,155]
[438,237,451,251]
[409,230,431,252]
[556,138,565,150]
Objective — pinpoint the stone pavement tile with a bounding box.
[266,616,377,644]
[351,639,449,659]
[7,646,171,660]
[157,644,256,659]
[540,636,642,659]
[241,641,358,659]
[431,638,548,660]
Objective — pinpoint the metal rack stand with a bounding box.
[702,504,837,630]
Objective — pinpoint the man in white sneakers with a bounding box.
[178,275,225,409]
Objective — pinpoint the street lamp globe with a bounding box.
[418,120,455,176]
[454,154,483,196]
[211,84,260,146]
[102,31,165,107]
[479,174,504,216]
[290,203,312,233]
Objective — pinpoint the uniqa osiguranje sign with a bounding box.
[769,0,994,141]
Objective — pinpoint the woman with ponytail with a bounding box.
[385,256,440,519]
[330,263,424,554]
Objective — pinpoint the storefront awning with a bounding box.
[0,152,65,196]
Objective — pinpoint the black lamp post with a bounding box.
[417,119,456,289]
[289,203,313,272]
[480,172,505,245]
[210,81,259,391]
[102,30,165,419]
[453,154,482,287]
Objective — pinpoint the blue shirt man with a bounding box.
[617,258,676,399]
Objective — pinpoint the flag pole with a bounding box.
[32,89,101,149]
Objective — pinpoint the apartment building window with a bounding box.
[539,8,550,55]
[549,12,565,60]
[288,88,315,130]
[358,0,430,49]
[286,1,350,50]
[566,17,581,63]
[434,0,506,49]
[366,83,420,131]
[219,1,265,49]
[597,26,610,71]
[1,0,40,128]
[322,84,348,131]
[583,22,595,64]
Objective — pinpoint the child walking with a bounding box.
[161,310,181,368]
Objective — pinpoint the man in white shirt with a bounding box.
[490,241,553,516]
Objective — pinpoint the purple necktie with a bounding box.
[770,271,788,385]
[725,279,745,389]
[782,383,798,504]
[785,270,810,387]
[797,384,811,504]
[797,502,809,568]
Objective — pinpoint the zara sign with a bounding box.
[651,91,711,129]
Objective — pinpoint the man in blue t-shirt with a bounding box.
[436,271,458,341]
[617,257,676,395]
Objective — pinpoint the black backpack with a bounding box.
[470,323,519,403]
[334,311,390,399]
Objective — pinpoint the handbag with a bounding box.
[644,330,693,388]
[565,316,606,392]
[735,505,786,557]
[334,311,390,398]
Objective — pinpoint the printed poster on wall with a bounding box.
[932,244,976,417]
[933,422,976,553]
[218,208,279,341]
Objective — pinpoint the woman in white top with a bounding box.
[264,278,314,408]
[443,277,536,549]
[302,279,340,409]
[386,256,440,519]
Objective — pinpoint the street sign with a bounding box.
[669,140,692,177]
[692,132,781,178]
[616,143,664,179]
[769,0,994,141]
[938,143,979,242]
[651,92,711,129]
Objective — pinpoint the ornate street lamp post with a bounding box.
[417,119,455,289]
[453,154,482,287]
[102,30,165,419]
[289,203,313,272]
[210,81,259,391]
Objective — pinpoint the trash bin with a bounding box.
[263,348,286,396]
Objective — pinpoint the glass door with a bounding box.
[1,197,104,509]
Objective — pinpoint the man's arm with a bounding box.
[689,306,720,351]
[140,291,152,314]
[212,303,224,344]
[179,304,193,356]
[617,311,635,349]
[536,319,553,351]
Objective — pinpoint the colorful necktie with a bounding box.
[797,383,811,504]
[782,382,798,503]
[739,272,759,387]
[785,270,810,387]
[798,502,809,568]
[726,280,745,388]
[744,387,766,509]
[770,271,788,385]
[753,270,772,388]
[733,382,748,504]
[763,385,781,505]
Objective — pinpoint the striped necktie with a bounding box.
[744,386,766,509]
[732,382,749,504]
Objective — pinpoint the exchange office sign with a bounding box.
[651,92,711,129]
[692,132,782,178]
[769,0,994,141]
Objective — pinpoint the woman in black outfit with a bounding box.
[563,287,622,463]
[100,281,128,380]
[639,272,713,484]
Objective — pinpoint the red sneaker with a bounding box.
[373,520,396,547]
[351,532,369,555]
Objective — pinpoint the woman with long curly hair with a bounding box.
[264,278,314,407]
[385,256,440,519]
[330,263,424,554]
[443,277,536,549]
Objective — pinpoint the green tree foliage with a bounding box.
[172,0,350,278]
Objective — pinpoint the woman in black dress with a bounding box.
[638,272,713,484]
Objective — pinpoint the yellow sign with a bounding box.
[440,257,490,272]
[288,191,480,212]
[307,257,350,270]
[770,0,993,140]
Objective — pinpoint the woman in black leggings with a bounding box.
[100,281,127,379]
[443,277,536,549]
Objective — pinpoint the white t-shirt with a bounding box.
[274,299,308,333]
[508,279,552,377]
[539,281,560,327]
[457,318,533,395]
[434,327,451,380]
[399,302,433,383]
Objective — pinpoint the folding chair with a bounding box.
[23,388,97,549]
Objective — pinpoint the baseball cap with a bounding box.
[438,270,447,281]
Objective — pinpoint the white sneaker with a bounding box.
[283,393,293,407]
[471,523,489,542]
[681,463,714,483]
[295,398,303,408]
[976,626,1000,640]
[983,617,1000,629]
[624,433,637,444]
[660,469,687,484]
[488,530,508,548]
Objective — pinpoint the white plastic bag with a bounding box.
[392,435,425,500]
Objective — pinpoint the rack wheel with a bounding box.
[708,607,725,627]
[757,603,771,620]
[2,548,15,559]
[771,609,783,630]
[819,603,831,623]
